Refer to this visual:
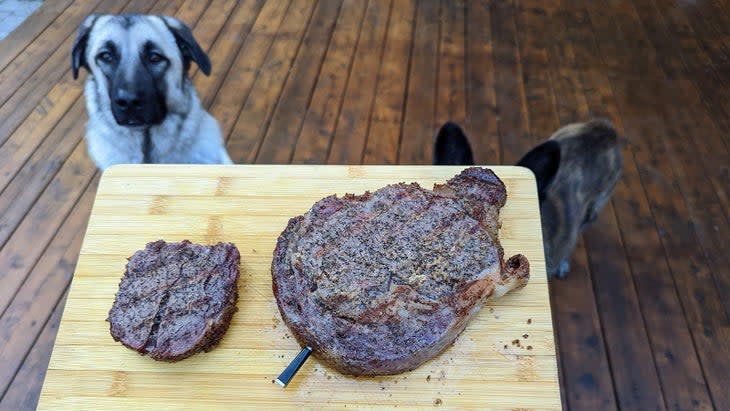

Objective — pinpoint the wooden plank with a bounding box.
[0,100,86,248]
[0,82,82,192]
[0,290,68,410]
[398,0,439,165]
[631,0,730,317]
[38,165,560,410]
[182,0,234,79]
[255,0,342,163]
[434,0,466,127]
[0,0,104,108]
[0,138,97,333]
[327,0,392,165]
[577,0,726,408]
[291,0,368,164]
[212,0,292,141]
[549,240,617,411]
[225,0,317,163]
[489,0,529,164]
[569,39,716,411]
[0,0,74,71]
[513,0,558,147]
[362,0,416,165]
[0,174,98,398]
[524,3,618,410]
[194,0,266,108]
[679,0,730,73]
[174,0,213,26]
[591,0,730,394]
[651,0,730,162]
[635,0,730,214]
[464,0,500,164]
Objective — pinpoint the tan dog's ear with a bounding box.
[160,15,211,75]
[71,14,100,79]
[516,140,561,203]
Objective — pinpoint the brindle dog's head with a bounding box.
[433,119,623,278]
[71,14,211,127]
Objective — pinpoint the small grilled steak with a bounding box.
[272,167,530,376]
[108,240,240,361]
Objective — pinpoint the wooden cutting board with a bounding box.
[38,165,561,410]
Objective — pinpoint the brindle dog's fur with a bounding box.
[433,119,623,278]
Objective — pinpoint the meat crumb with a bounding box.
[527,318,532,324]
[434,398,442,406]
[527,345,533,350]
[523,334,529,339]
[426,375,431,382]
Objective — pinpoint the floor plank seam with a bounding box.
[224,0,295,147]
[323,0,369,163]
[358,0,395,165]
[253,0,321,164]
[200,0,265,110]
[393,0,420,165]
[286,1,345,165]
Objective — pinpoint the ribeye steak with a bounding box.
[272,167,530,376]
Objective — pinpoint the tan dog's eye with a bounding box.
[97,51,114,64]
[148,52,165,64]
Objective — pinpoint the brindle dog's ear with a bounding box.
[433,121,475,166]
[517,140,561,203]
[71,14,100,80]
[161,16,211,76]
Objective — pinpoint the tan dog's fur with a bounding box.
[71,14,232,170]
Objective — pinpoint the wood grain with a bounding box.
[38,165,560,410]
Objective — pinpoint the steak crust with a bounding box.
[108,240,240,361]
[272,167,530,376]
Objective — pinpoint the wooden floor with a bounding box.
[0,0,728,409]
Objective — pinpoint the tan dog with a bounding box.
[71,14,232,170]
[433,119,623,278]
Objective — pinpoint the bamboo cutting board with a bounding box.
[38,165,561,410]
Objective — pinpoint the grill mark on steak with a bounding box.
[272,167,530,376]
[145,291,170,352]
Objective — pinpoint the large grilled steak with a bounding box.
[272,167,530,376]
[108,240,240,361]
